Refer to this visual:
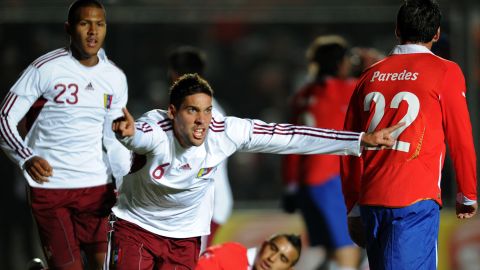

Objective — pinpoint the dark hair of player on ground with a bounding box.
[169,73,214,110]
[167,46,207,81]
[396,0,442,43]
[306,35,350,80]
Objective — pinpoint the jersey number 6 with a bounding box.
[364,91,420,152]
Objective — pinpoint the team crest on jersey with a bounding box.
[197,167,214,177]
[104,94,113,109]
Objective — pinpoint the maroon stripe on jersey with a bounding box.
[209,126,225,132]
[0,93,30,151]
[253,123,358,141]
[35,52,69,68]
[0,92,13,112]
[211,118,224,125]
[157,118,171,125]
[0,118,28,159]
[252,130,358,141]
[1,92,15,116]
[162,127,173,132]
[136,127,153,133]
[210,122,224,128]
[32,49,67,67]
[25,97,48,133]
[31,49,64,66]
[254,123,359,136]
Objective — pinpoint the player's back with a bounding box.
[352,49,464,207]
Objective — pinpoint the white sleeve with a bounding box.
[0,65,44,168]
[103,73,131,182]
[225,116,362,156]
[118,116,167,154]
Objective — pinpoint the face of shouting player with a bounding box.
[253,236,299,270]
[169,93,213,148]
[66,6,106,66]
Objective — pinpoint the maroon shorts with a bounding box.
[107,218,201,270]
[29,184,116,268]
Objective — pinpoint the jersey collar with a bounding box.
[391,44,433,55]
[247,247,258,269]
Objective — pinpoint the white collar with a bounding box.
[247,247,258,270]
[391,44,433,55]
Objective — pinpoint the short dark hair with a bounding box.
[306,35,348,77]
[168,46,206,77]
[269,233,302,266]
[169,73,213,109]
[396,0,442,43]
[67,0,105,25]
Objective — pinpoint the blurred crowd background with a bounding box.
[0,0,479,269]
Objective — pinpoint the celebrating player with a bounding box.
[341,0,478,269]
[106,73,401,269]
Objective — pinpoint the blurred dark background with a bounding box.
[1,0,479,269]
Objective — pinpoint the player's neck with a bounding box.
[400,41,433,50]
[70,46,100,67]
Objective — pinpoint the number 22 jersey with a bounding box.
[341,44,477,211]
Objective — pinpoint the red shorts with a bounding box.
[107,218,201,270]
[29,184,116,268]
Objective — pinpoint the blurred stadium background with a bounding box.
[0,0,479,269]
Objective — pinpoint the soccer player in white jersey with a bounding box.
[107,73,402,270]
[0,1,130,269]
[167,46,233,250]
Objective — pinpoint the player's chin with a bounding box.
[189,137,206,147]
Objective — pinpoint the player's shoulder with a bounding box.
[30,48,70,70]
[208,242,247,254]
[139,109,172,132]
[100,49,126,75]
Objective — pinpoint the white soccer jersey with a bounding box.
[211,99,232,225]
[112,109,362,238]
[0,48,130,188]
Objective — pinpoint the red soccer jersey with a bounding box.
[283,78,357,186]
[196,242,249,270]
[341,45,477,211]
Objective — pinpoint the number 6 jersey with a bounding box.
[341,44,477,211]
[0,48,129,189]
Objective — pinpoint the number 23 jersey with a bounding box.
[0,48,128,189]
[341,44,477,210]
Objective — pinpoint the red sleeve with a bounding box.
[196,243,248,270]
[341,88,364,213]
[440,63,477,202]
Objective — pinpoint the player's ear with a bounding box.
[432,27,441,43]
[167,104,176,120]
[64,21,71,35]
